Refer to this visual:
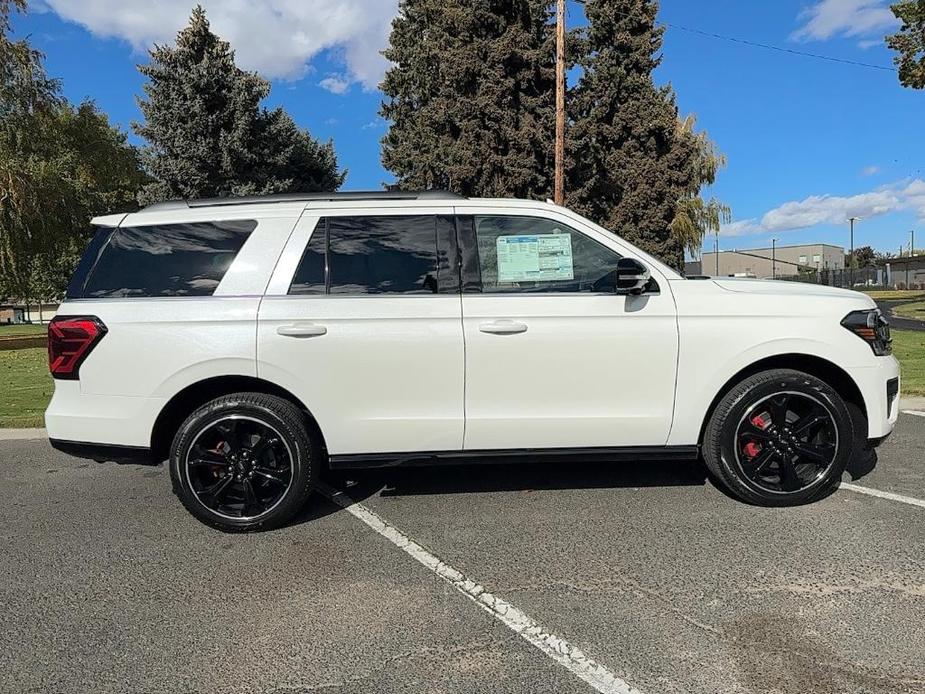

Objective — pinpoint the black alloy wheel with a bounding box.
[703,369,855,507]
[185,415,294,520]
[734,391,839,494]
[170,393,318,532]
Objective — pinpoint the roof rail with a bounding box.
[141,190,465,212]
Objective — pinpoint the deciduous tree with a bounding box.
[887,0,925,89]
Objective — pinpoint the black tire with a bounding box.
[702,369,855,507]
[169,392,318,532]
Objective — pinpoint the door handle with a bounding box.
[277,323,327,338]
[478,320,528,335]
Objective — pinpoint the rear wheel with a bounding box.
[703,369,854,506]
[169,393,317,532]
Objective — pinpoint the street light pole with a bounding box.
[714,231,719,276]
[553,0,566,206]
[771,238,777,279]
[847,216,859,286]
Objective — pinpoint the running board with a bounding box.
[328,445,700,470]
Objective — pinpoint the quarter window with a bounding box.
[473,216,622,293]
[79,220,256,298]
[289,215,458,295]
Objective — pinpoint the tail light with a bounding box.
[48,316,107,380]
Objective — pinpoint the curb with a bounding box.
[0,428,47,441]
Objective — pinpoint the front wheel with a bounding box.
[703,369,855,506]
[169,393,318,532]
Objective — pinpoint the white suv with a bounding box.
[46,191,900,531]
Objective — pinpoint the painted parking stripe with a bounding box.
[316,482,642,694]
[841,483,925,510]
[902,410,925,418]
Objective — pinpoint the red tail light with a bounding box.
[48,316,107,380]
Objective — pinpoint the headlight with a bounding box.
[841,309,892,356]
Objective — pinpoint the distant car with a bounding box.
[46,191,899,531]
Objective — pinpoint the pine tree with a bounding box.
[567,0,710,270]
[134,5,344,204]
[380,0,556,198]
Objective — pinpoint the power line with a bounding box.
[662,22,898,73]
[569,2,899,74]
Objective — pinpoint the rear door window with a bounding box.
[78,220,256,298]
[289,215,459,295]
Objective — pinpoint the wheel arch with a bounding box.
[697,353,867,446]
[150,376,326,463]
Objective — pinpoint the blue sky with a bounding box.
[14,1,925,256]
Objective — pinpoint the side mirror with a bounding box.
[615,257,651,295]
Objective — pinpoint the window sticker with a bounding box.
[496,234,574,282]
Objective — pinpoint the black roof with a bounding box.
[142,190,465,212]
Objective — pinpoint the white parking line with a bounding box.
[841,483,925,509]
[902,410,925,418]
[316,482,643,694]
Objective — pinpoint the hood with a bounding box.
[711,277,874,303]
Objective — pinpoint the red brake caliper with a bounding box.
[743,414,767,458]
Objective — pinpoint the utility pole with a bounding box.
[714,231,720,276]
[554,0,566,205]
[912,229,916,257]
[771,238,777,279]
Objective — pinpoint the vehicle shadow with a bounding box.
[287,457,708,527]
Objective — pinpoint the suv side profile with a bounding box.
[46,191,900,532]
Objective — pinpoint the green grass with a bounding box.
[0,347,51,428]
[863,289,925,301]
[0,323,47,337]
[893,301,925,321]
[892,330,925,396]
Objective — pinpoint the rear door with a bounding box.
[458,210,679,450]
[258,209,464,456]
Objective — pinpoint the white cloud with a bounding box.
[719,219,763,237]
[38,0,399,89]
[720,179,925,237]
[791,0,899,42]
[861,165,881,176]
[319,75,351,95]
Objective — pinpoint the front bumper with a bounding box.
[850,355,901,439]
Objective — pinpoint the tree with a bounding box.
[567,0,726,271]
[135,5,344,204]
[851,245,877,268]
[0,1,145,310]
[380,0,556,198]
[887,0,925,89]
[669,115,731,266]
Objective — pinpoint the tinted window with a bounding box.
[289,215,459,295]
[289,223,326,295]
[474,216,622,293]
[80,220,256,298]
[66,226,114,299]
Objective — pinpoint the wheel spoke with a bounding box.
[745,447,776,475]
[241,479,262,513]
[778,456,802,492]
[253,467,287,486]
[792,411,827,438]
[739,422,774,442]
[794,442,835,466]
[249,435,278,462]
[200,475,233,503]
[768,394,790,429]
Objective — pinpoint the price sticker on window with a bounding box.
[496,234,574,282]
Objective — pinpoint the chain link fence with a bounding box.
[777,258,925,290]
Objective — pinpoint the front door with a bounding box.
[258,210,464,456]
[459,211,679,450]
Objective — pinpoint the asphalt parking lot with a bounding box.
[2,413,925,694]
